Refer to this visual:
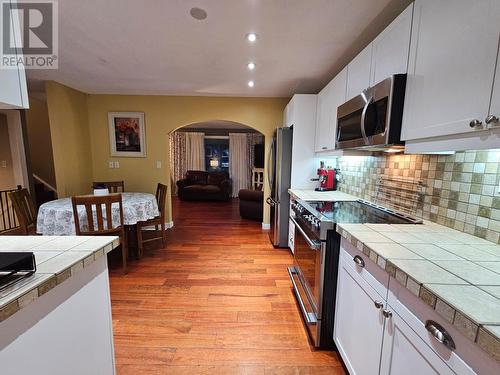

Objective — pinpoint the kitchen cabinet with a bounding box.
[334,247,387,375]
[284,94,318,190]
[0,0,28,109]
[401,0,500,144]
[346,45,372,101]
[314,68,347,152]
[370,3,413,86]
[288,217,295,253]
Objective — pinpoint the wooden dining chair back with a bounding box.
[9,188,37,235]
[71,193,128,273]
[92,181,125,193]
[136,183,168,258]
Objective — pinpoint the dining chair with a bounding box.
[71,193,128,273]
[136,183,168,258]
[9,188,37,235]
[92,181,125,193]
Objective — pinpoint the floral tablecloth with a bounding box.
[37,192,160,235]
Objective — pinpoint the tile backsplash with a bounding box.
[332,150,500,244]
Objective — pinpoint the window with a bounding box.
[205,138,229,172]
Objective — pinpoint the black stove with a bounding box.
[0,252,37,292]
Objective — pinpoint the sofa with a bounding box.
[238,189,264,221]
[176,171,232,201]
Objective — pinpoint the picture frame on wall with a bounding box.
[108,112,146,157]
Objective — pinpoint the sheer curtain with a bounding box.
[229,133,249,198]
[169,132,187,195]
[185,132,205,171]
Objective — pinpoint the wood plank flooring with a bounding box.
[109,198,345,374]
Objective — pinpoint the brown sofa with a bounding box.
[238,189,264,221]
[177,171,232,201]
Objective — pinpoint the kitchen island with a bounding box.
[0,236,119,375]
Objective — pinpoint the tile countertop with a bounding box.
[288,189,358,202]
[0,235,119,323]
[337,222,500,361]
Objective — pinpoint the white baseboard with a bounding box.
[166,221,174,228]
[262,223,270,230]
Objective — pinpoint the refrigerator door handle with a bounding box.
[266,197,275,206]
[267,137,276,191]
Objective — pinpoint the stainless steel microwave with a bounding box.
[336,74,407,151]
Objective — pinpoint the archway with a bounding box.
[169,120,266,224]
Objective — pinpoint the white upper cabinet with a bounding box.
[0,0,29,109]
[315,67,347,152]
[370,4,413,86]
[401,0,500,142]
[346,44,372,101]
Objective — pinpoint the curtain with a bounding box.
[229,133,249,198]
[185,132,205,171]
[169,132,187,195]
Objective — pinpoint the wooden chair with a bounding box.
[92,181,125,193]
[71,194,128,273]
[9,188,37,235]
[136,183,168,258]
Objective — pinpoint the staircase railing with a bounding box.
[0,185,21,233]
[33,173,57,195]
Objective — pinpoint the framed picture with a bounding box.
[108,112,146,157]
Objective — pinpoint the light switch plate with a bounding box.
[156,161,161,169]
[114,161,120,168]
[108,161,114,169]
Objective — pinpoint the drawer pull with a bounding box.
[382,309,392,318]
[374,300,384,309]
[353,255,365,268]
[425,320,456,351]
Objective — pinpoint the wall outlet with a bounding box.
[108,161,114,169]
[156,161,162,169]
[114,161,120,168]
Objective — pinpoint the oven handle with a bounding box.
[360,92,373,145]
[288,267,317,324]
[289,216,321,250]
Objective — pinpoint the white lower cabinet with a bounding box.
[335,244,475,375]
[334,248,387,375]
[288,217,295,253]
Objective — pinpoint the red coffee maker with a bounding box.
[315,162,336,191]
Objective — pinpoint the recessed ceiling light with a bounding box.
[190,7,207,20]
[248,80,255,88]
[246,33,257,43]
[247,62,256,70]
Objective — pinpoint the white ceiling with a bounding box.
[28,0,410,97]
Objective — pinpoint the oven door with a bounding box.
[288,217,325,345]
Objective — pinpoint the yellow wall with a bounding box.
[25,97,57,189]
[45,81,93,197]
[45,81,288,224]
[87,94,288,224]
[0,114,15,190]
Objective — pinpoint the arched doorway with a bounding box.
[169,120,265,221]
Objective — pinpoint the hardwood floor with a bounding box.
[109,198,345,374]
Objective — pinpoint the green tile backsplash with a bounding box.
[333,150,500,244]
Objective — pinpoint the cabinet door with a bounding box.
[288,217,295,253]
[334,249,385,375]
[346,45,372,101]
[380,306,455,375]
[370,3,413,86]
[401,0,500,141]
[315,68,348,152]
[489,45,500,127]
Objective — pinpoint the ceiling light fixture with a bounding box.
[247,62,256,70]
[246,33,257,43]
[190,7,207,20]
[248,80,255,88]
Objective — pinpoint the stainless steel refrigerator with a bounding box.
[266,126,293,247]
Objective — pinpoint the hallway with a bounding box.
[109,198,344,374]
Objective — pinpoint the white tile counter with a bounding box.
[0,235,119,375]
[288,189,359,201]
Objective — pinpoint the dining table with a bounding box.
[37,192,160,236]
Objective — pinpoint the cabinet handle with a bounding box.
[353,255,365,268]
[425,320,456,351]
[322,146,327,150]
[382,309,392,319]
[469,119,483,129]
[485,115,499,127]
[374,300,384,309]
